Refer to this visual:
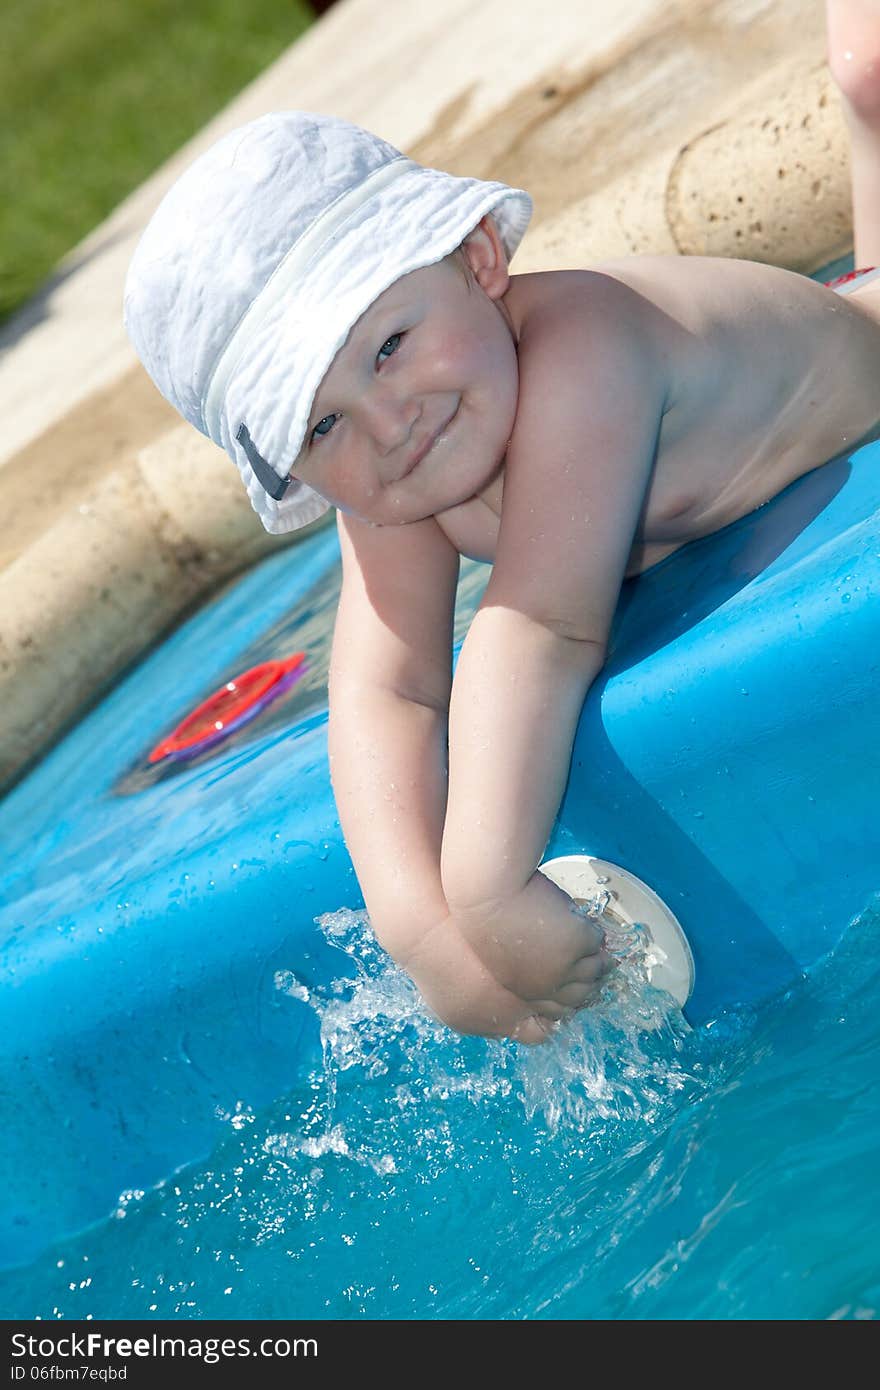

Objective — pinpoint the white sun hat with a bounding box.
[123,110,533,534]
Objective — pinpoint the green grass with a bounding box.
[0,0,315,323]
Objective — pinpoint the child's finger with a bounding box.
[568,948,613,983]
[568,911,605,953]
[552,979,601,1008]
[526,998,570,1022]
[510,1013,562,1045]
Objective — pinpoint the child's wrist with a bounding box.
[442,867,554,925]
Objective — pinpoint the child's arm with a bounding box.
[440,279,670,1005]
[329,511,564,1040]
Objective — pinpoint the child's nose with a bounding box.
[361,387,419,452]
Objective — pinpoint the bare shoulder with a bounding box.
[488,271,671,642]
[510,255,849,335]
[335,512,460,683]
[506,265,664,341]
[338,510,459,610]
[506,267,679,425]
[505,268,672,449]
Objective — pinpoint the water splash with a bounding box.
[4,905,877,1320]
[275,905,697,1146]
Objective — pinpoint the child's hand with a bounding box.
[451,870,611,1021]
[403,872,610,1043]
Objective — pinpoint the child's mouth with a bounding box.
[398,404,459,481]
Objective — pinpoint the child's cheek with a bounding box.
[423,327,465,380]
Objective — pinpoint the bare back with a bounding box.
[436,256,880,576]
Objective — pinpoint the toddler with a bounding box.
[124,3,880,1042]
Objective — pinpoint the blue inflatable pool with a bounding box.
[1,436,878,1269]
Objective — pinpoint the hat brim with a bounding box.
[218,164,532,534]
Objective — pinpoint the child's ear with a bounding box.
[460,215,510,299]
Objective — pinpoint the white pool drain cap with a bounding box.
[538,855,694,1007]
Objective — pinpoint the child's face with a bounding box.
[287,246,519,525]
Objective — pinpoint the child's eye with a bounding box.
[311,413,338,442]
[377,333,402,362]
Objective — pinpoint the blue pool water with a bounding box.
[1,892,879,1320]
[4,275,880,1318]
